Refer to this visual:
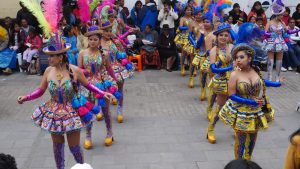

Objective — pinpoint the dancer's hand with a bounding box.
[253,97,265,107]
[17,96,27,104]
[279,76,286,84]
[104,92,115,100]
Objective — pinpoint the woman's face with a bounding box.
[14,24,20,32]
[136,2,142,10]
[102,28,112,39]
[109,15,114,22]
[217,31,229,45]
[203,20,212,30]
[235,51,251,69]
[277,14,283,20]
[48,54,63,66]
[185,7,192,16]
[255,3,261,10]
[250,16,256,23]
[195,12,203,21]
[88,35,100,48]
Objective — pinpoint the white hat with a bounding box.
[70,163,93,169]
[271,0,285,15]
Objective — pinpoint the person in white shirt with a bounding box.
[284,18,300,73]
[231,17,244,34]
[157,0,178,37]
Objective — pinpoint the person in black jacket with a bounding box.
[228,3,247,25]
[158,24,177,71]
[292,3,300,27]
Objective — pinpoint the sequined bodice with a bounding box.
[102,42,118,62]
[83,53,104,83]
[269,24,284,36]
[48,79,75,103]
[237,79,262,99]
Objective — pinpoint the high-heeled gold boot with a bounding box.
[111,98,118,105]
[104,137,114,146]
[188,77,194,88]
[180,66,185,76]
[83,139,93,149]
[207,123,216,144]
[200,87,206,101]
[117,115,124,123]
[96,113,103,121]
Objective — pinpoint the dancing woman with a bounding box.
[219,43,282,160]
[100,20,134,123]
[174,5,193,76]
[78,26,119,148]
[206,23,234,144]
[17,34,113,169]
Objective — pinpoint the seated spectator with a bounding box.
[226,15,234,27]
[224,159,262,169]
[157,0,178,37]
[228,3,247,24]
[232,17,244,34]
[0,25,17,75]
[20,27,42,70]
[138,0,158,32]
[20,18,33,38]
[284,128,300,169]
[138,24,160,69]
[4,17,13,37]
[248,1,267,26]
[256,16,265,30]
[130,1,143,27]
[0,153,17,169]
[292,3,300,27]
[77,25,88,51]
[63,25,79,65]
[249,16,256,24]
[283,7,291,26]
[282,18,300,73]
[158,24,176,71]
[16,2,41,34]
[8,22,26,73]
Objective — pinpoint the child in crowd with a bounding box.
[20,27,42,70]
[63,25,79,65]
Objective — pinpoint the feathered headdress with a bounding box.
[203,1,217,23]
[237,22,263,44]
[214,0,232,22]
[78,0,91,23]
[20,0,62,37]
[271,0,285,15]
[0,26,8,41]
[89,0,101,15]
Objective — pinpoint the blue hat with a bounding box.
[213,23,232,35]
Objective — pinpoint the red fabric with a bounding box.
[282,15,291,26]
[248,11,267,26]
[141,49,161,68]
[26,35,42,49]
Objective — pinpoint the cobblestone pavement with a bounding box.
[0,70,299,169]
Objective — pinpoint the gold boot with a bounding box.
[83,139,93,149]
[104,137,114,146]
[200,88,206,101]
[96,113,103,121]
[207,123,216,144]
[188,77,194,88]
[180,66,185,76]
[117,115,124,123]
[111,98,118,105]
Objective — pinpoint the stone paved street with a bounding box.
[0,70,299,169]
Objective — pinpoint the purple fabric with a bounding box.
[25,88,45,101]
[106,65,117,81]
[53,142,64,169]
[88,26,99,32]
[69,145,84,164]
[102,105,112,137]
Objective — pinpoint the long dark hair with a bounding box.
[290,128,300,144]
[61,53,78,93]
[224,159,262,169]
[251,1,264,16]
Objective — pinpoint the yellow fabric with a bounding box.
[284,135,300,169]
[174,32,188,48]
[0,26,7,41]
[219,79,275,132]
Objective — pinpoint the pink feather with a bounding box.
[43,0,62,32]
[78,0,91,23]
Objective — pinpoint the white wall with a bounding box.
[0,0,21,18]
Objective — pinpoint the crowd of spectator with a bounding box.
[0,0,300,75]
